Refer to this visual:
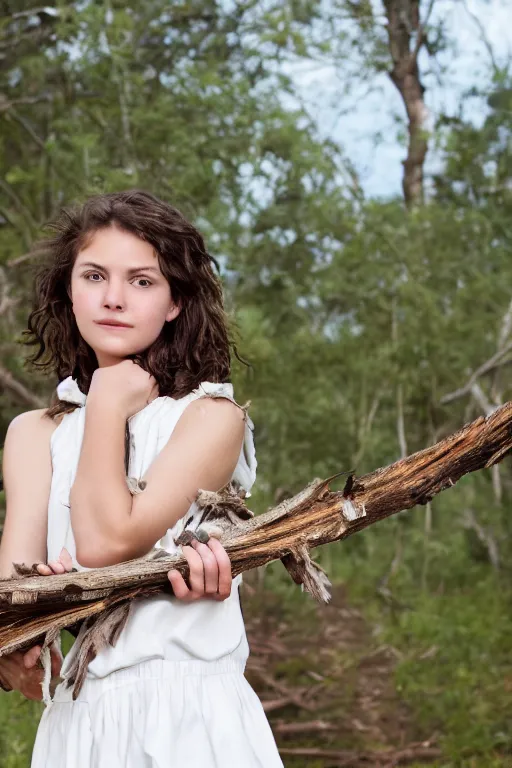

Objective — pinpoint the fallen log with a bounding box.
[1,401,511,699]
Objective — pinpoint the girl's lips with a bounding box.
[96,322,132,329]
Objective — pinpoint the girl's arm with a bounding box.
[70,396,245,568]
[0,409,55,577]
[0,409,64,697]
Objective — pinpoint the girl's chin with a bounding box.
[91,343,149,361]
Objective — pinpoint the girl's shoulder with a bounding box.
[4,408,65,467]
[9,407,65,435]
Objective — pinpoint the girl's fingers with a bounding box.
[181,546,205,596]
[47,560,65,574]
[36,549,74,577]
[207,538,232,599]
[191,540,219,595]
[59,547,74,571]
[167,569,191,600]
[36,563,53,575]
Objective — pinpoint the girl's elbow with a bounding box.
[75,537,129,569]
[75,530,152,568]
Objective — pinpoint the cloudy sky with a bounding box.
[286,0,511,198]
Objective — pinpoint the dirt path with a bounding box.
[242,580,440,767]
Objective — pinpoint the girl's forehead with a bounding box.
[79,226,150,250]
[75,227,160,269]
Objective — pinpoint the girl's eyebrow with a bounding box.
[78,261,160,275]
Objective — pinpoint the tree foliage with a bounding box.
[1,1,512,763]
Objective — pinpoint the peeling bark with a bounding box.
[1,401,512,698]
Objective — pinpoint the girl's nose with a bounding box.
[103,280,126,309]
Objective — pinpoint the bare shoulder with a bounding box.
[169,395,246,450]
[7,408,65,441]
[179,395,246,432]
[186,395,247,422]
[3,408,64,487]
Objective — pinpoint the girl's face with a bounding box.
[69,225,180,368]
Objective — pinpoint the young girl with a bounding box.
[0,189,284,767]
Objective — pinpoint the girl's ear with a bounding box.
[166,304,181,323]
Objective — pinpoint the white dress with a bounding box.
[31,377,283,768]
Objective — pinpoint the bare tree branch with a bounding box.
[440,341,512,405]
[0,94,54,114]
[1,400,512,699]
[461,0,503,76]
[463,508,500,570]
[278,739,441,766]
[0,365,46,408]
[10,8,60,21]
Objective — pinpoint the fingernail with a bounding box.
[195,528,210,544]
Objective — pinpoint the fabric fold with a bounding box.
[32,659,284,768]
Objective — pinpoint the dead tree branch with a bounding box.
[1,401,512,697]
[441,341,512,406]
[278,738,441,766]
[0,365,46,408]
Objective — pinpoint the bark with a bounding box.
[383,0,433,206]
[1,400,512,698]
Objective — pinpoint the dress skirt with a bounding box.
[31,657,284,768]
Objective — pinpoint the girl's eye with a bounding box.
[83,273,152,287]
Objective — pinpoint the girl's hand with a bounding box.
[88,359,158,419]
[168,538,232,602]
[0,641,63,701]
[38,544,233,602]
[35,547,74,576]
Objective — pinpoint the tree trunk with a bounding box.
[383,0,432,206]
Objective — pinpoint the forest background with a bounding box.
[0,1,511,766]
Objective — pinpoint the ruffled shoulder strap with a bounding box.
[56,376,86,406]
[186,381,257,496]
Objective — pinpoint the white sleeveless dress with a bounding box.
[31,377,283,768]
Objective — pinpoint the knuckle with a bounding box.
[197,543,216,560]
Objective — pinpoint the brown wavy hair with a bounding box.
[22,189,247,421]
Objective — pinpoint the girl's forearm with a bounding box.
[70,398,133,563]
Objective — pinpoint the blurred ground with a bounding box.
[243,579,479,768]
